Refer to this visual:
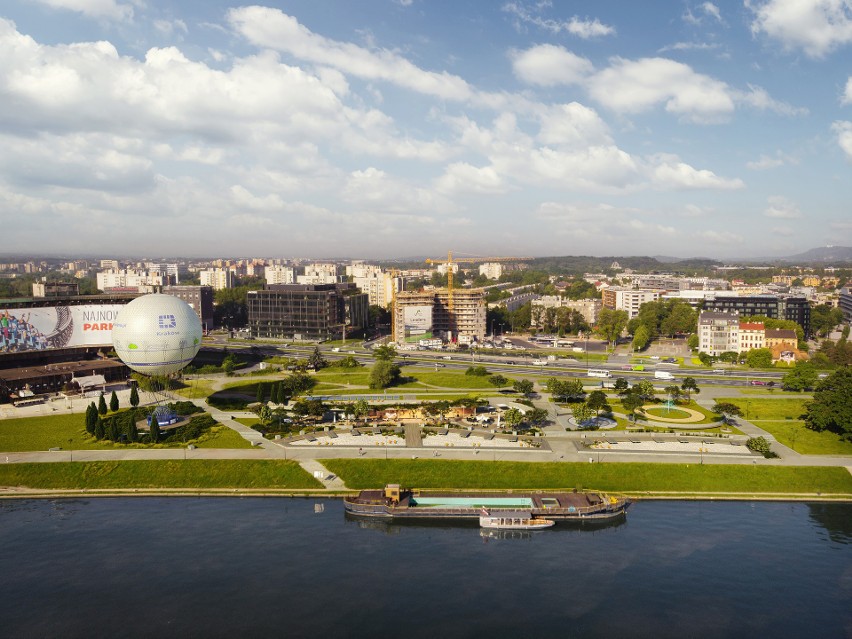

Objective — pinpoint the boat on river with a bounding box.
[343,484,629,522]
[479,511,555,530]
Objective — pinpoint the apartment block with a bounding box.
[163,285,214,330]
[393,289,486,343]
[265,266,296,286]
[199,268,235,290]
[698,312,740,356]
[702,293,811,338]
[601,287,664,319]
[738,322,765,352]
[531,296,601,326]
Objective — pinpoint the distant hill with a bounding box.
[779,246,852,263]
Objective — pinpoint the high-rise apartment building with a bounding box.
[393,289,486,344]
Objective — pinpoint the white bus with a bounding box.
[587,369,611,378]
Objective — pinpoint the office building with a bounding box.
[601,287,664,319]
[702,294,811,338]
[247,283,368,341]
[163,285,214,331]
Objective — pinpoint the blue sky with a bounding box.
[1,0,851,260]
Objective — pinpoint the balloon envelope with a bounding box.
[112,294,202,376]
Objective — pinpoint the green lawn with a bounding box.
[322,459,852,495]
[752,421,852,456]
[643,406,695,419]
[172,379,217,399]
[314,371,372,386]
[193,426,255,449]
[404,371,505,389]
[0,413,119,452]
[716,397,809,421]
[0,412,254,452]
[0,460,322,489]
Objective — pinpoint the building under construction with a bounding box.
[392,289,486,345]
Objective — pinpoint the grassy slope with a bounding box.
[0,460,322,490]
[716,398,809,420]
[322,459,852,495]
[0,413,253,452]
[754,421,852,456]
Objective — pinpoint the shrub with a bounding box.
[746,436,778,458]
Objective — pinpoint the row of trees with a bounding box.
[627,300,698,348]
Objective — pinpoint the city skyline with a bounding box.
[2,0,851,258]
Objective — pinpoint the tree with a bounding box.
[803,368,852,440]
[108,391,119,413]
[586,390,610,416]
[746,436,775,458]
[149,414,160,443]
[129,385,139,408]
[85,403,98,435]
[712,402,742,423]
[127,416,139,443]
[372,344,397,361]
[810,304,844,338]
[256,383,266,404]
[622,391,645,422]
[745,348,773,369]
[614,377,630,395]
[488,374,509,387]
[660,302,697,337]
[680,377,699,402]
[258,405,273,425]
[308,346,327,370]
[94,417,105,440]
[634,380,656,401]
[513,379,534,396]
[335,355,361,369]
[98,393,107,416]
[466,366,489,376]
[781,361,819,392]
[269,383,279,405]
[503,408,524,428]
[594,308,629,348]
[353,399,370,423]
[369,359,401,389]
[571,403,596,427]
[665,385,683,404]
[632,325,651,351]
[525,407,549,427]
[687,334,699,350]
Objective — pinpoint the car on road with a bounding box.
[621,365,633,370]
[750,380,767,386]
[443,356,452,360]
[662,357,677,363]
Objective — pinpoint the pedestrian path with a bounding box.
[298,459,348,490]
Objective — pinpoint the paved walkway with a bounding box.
[297,459,348,490]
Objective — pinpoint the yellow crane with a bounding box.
[424,252,533,327]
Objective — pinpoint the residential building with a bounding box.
[478,263,504,280]
[697,312,740,356]
[839,288,852,323]
[199,268,235,290]
[494,292,540,314]
[531,296,601,326]
[247,283,368,341]
[99,259,119,270]
[32,281,80,298]
[738,322,765,352]
[163,285,214,331]
[393,289,486,343]
[601,287,664,319]
[96,269,174,293]
[296,263,342,285]
[765,328,798,349]
[265,266,296,286]
[702,293,811,338]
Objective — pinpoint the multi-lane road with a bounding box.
[201,335,785,389]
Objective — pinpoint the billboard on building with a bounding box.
[403,305,433,342]
[0,305,126,353]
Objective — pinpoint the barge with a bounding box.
[343,484,629,522]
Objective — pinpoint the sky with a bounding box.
[1,0,851,260]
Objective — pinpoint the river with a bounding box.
[1,498,849,638]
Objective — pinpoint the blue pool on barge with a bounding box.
[411,497,534,508]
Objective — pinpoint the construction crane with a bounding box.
[424,252,533,327]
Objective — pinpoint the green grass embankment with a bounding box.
[321,459,852,496]
[0,460,321,490]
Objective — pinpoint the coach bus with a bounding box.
[587,369,611,378]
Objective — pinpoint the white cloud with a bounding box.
[702,2,723,22]
[648,155,745,190]
[735,84,807,116]
[434,163,506,195]
[699,230,744,244]
[31,0,134,21]
[748,0,852,58]
[682,204,713,217]
[509,44,593,86]
[227,6,475,102]
[771,225,794,236]
[832,120,852,158]
[342,167,454,213]
[843,77,852,104]
[535,103,611,147]
[763,195,802,218]
[585,57,735,123]
[502,3,615,38]
[658,41,721,53]
[154,19,188,37]
[746,150,797,170]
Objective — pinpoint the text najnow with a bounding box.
[83,323,113,331]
